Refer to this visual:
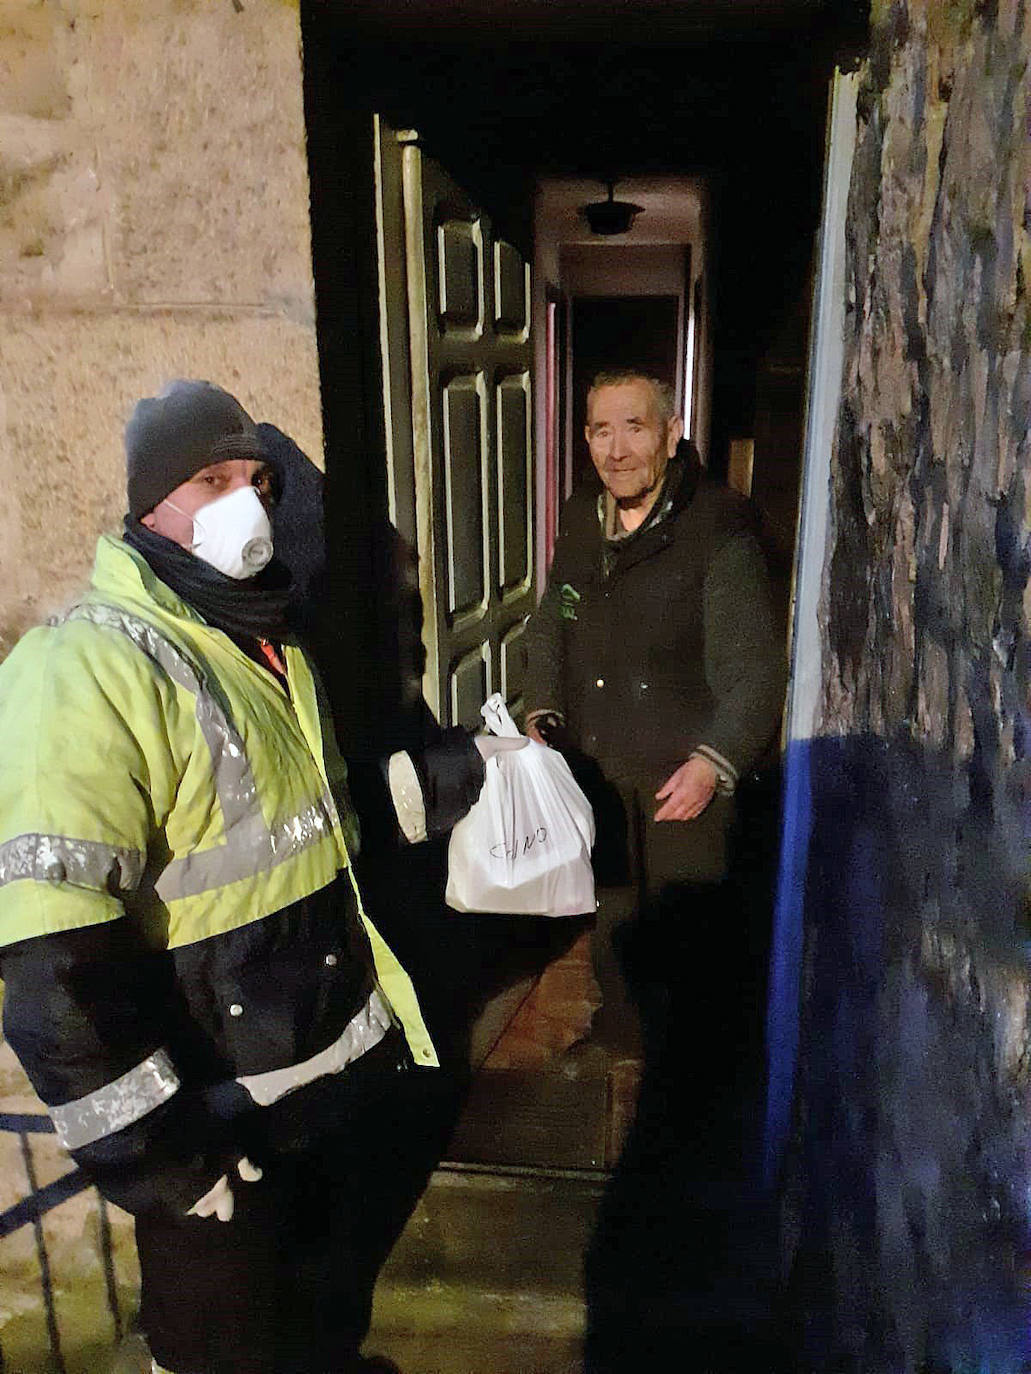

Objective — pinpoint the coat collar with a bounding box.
[90,533,208,625]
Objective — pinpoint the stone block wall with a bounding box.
[0,2,322,1367]
[0,0,323,661]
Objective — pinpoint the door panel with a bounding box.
[499,620,528,715]
[438,217,484,333]
[442,373,488,623]
[400,134,535,729]
[497,371,532,599]
[494,239,530,338]
[450,643,492,728]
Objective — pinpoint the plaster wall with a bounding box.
[0,2,321,1367]
[559,243,688,297]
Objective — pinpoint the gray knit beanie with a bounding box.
[125,380,262,519]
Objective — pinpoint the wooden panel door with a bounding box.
[376,124,609,1170]
[399,133,535,728]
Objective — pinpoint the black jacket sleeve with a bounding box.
[699,529,787,778]
[522,547,576,724]
[522,485,601,722]
[521,575,568,724]
[1,923,239,1217]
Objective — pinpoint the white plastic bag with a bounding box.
[445,693,596,916]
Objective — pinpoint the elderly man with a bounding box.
[523,368,786,1050]
[0,381,498,1374]
[523,368,786,1367]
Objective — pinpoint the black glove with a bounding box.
[414,727,488,836]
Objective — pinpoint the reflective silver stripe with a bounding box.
[62,605,337,901]
[387,750,427,844]
[50,1049,180,1151]
[155,797,337,901]
[67,604,257,833]
[0,832,145,893]
[235,989,393,1107]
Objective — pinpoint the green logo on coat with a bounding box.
[559,583,581,621]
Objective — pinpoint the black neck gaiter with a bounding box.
[122,518,295,644]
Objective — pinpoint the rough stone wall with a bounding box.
[0,0,323,662]
[790,1,1031,1368]
[0,2,321,1367]
[822,0,1031,753]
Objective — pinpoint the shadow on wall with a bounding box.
[581,731,1031,1372]
[775,734,1031,1373]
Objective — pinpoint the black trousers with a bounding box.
[136,1031,449,1374]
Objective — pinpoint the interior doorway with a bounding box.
[570,296,681,486]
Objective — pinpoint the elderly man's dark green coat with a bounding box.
[522,451,786,887]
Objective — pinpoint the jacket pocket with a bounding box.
[212,943,367,1078]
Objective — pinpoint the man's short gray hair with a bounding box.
[587,370,676,424]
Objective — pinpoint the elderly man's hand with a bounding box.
[654,755,718,822]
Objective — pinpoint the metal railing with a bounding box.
[0,1111,123,1373]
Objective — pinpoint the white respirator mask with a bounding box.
[165,486,274,580]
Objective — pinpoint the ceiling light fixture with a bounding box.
[580,180,644,236]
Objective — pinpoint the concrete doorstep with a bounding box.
[364,1164,604,1374]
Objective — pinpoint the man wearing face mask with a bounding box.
[0,381,504,1374]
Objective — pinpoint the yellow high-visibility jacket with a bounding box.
[0,534,436,1214]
